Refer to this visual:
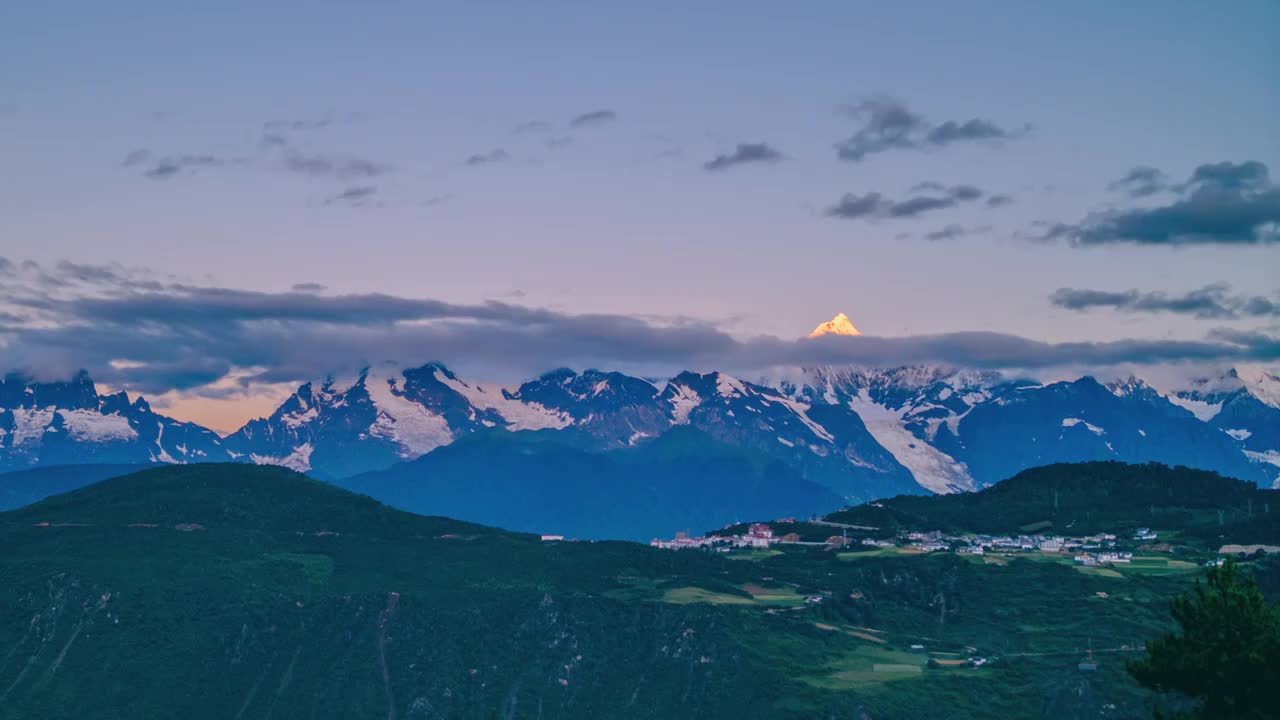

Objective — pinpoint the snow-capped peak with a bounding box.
[1235,365,1280,410]
[808,312,861,339]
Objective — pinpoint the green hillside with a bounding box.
[1,463,1277,719]
[825,462,1280,543]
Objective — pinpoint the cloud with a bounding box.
[1042,161,1280,246]
[1186,160,1270,191]
[281,149,388,179]
[1108,166,1169,198]
[3,259,1278,398]
[263,116,335,132]
[985,194,1014,208]
[826,184,986,221]
[924,119,1011,145]
[703,143,784,172]
[835,97,1023,163]
[124,150,227,180]
[569,110,617,128]
[1050,283,1280,319]
[923,224,992,241]
[465,148,511,166]
[512,120,551,135]
[291,283,327,293]
[323,186,378,207]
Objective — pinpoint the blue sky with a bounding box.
[2,1,1279,428]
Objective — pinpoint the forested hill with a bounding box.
[825,462,1279,542]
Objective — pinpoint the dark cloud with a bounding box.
[923,224,992,241]
[986,194,1014,208]
[1050,283,1280,319]
[123,150,227,180]
[924,119,1011,145]
[1186,160,1270,191]
[4,259,1278,396]
[465,148,511,166]
[323,186,378,207]
[703,143,783,172]
[826,184,986,220]
[1042,161,1280,246]
[835,98,1023,163]
[569,110,617,128]
[291,283,327,293]
[281,149,388,179]
[1108,166,1169,198]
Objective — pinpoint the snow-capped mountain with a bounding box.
[655,371,919,499]
[769,365,1025,493]
[5,360,1278,496]
[1167,367,1280,478]
[222,364,919,500]
[0,372,231,472]
[808,312,862,338]
[223,364,571,478]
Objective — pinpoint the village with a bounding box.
[650,521,1253,568]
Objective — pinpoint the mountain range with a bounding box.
[3,362,1279,529]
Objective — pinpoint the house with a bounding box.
[1134,528,1157,541]
[747,523,774,539]
[780,533,802,543]
[1038,538,1064,552]
[825,535,852,547]
[541,534,565,542]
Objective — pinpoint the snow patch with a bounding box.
[1244,449,1280,467]
[847,391,974,493]
[760,393,835,443]
[281,406,318,429]
[715,373,747,399]
[251,442,314,472]
[365,372,454,456]
[1165,394,1223,422]
[11,408,55,447]
[56,409,139,442]
[666,385,702,424]
[1062,418,1105,435]
[1225,428,1253,441]
[431,369,571,431]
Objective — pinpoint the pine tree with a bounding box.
[1128,560,1280,719]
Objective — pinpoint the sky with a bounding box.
[2,1,1279,432]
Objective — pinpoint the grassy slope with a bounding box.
[1,463,1277,719]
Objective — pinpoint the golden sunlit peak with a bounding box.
[808,312,862,339]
